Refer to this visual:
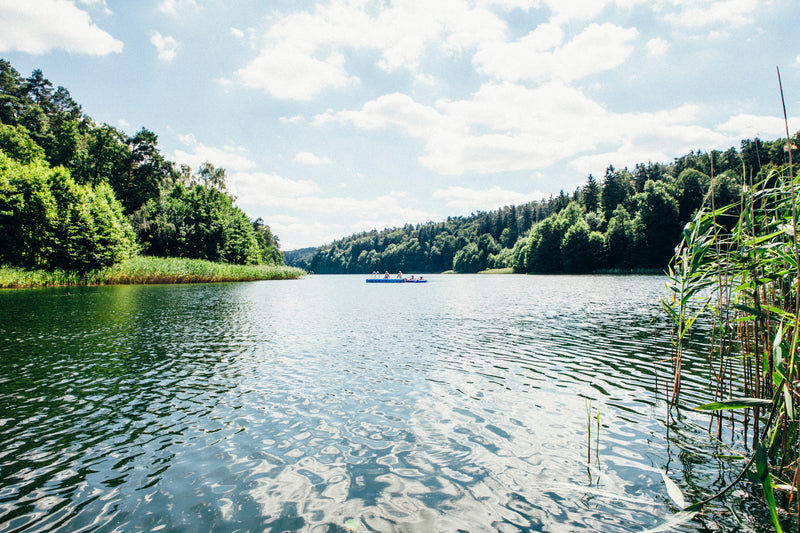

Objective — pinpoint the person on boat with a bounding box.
[384,271,390,279]
[409,275,415,281]
[397,271,403,279]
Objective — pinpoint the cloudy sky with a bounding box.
[1,0,798,249]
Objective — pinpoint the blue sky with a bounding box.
[1,0,798,250]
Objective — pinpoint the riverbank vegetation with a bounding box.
[293,136,797,275]
[662,86,798,529]
[0,256,304,288]
[0,59,293,285]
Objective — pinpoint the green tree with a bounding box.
[605,205,632,269]
[453,242,480,273]
[528,214,567,273]
[601,166,635,222]
[580,174,601,212]
[0,123,45,164]
[253,217,283,265]
[83,124,131,187]
[672,168,709,225]
[0,152,57,267]
[133,182,266,265]
[561,220,592,273]
[632,180,681,267]
[0,150,135,270]
[0,59,26,124]
[49,173,137,271]
[198,161,228,192]
[117,128,173,214]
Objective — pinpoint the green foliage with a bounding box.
[672,168,709,225]
[132,180,278,266]
[0,123,45,164]
[0,150,136,271]
[605,205,632,269]
[0,60,286,274]
[662,160,800,526]
[580,174,600,212]
[601,165,635,222]
[632,180,682,267]
[0,152,57,267]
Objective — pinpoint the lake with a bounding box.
[0,275,765,531]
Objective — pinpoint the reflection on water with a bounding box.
[0,275,766,531]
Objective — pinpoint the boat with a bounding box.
[366,272,427,283]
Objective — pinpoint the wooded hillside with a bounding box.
[290,136,798,274]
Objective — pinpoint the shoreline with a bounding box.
[0,256,305,289]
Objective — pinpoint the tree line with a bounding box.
[0,60,283,272]
[290,135,799,274]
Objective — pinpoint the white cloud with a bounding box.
[0,0,123,55]
[230,27,244,40]
[646,37,669,56]
[233,0,508,100]
[235,46,358,100]
[77,0,111,15]
[267,215,343,250]
[540,0,615,23]
[717,114,800,140]
[474,22,639,82]
[660,0,759,29]
[295,152,332,166]
[151,32,178,62]
[230,172,321,204]
[280,115,305,124]
[171,134,257,171]
[433,186,547,211]
[315,92,442,136]
[235,182,429,228]
[157,0,196,16]
[315,82,732,176]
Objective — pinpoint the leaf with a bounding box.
[731,303,770,320]
[661,471,686,508]
[694,398,773,411]
[784,382,794,421]
[755,442,783,533]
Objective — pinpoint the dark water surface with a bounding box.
[0,275,764,531]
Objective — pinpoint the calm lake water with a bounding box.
[0,275,768,531]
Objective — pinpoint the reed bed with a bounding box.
[662,165,798,529]
[0,256,305,288]
[478,267,514,274]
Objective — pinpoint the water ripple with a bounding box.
[0,276,761,531]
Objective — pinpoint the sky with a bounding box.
[0,0,798,250]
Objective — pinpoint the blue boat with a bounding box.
[366,272,427,283]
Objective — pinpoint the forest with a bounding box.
[289,134,799,274]
[0,60,283,273]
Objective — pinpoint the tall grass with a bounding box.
[662,165,798,528]
[0,256,305,288]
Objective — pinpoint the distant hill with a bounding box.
[288,135,797,275]
[284,247,318,268]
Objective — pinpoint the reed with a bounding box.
[661,107,798,528]
[478,267,514,274]
[0,256,305,288]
